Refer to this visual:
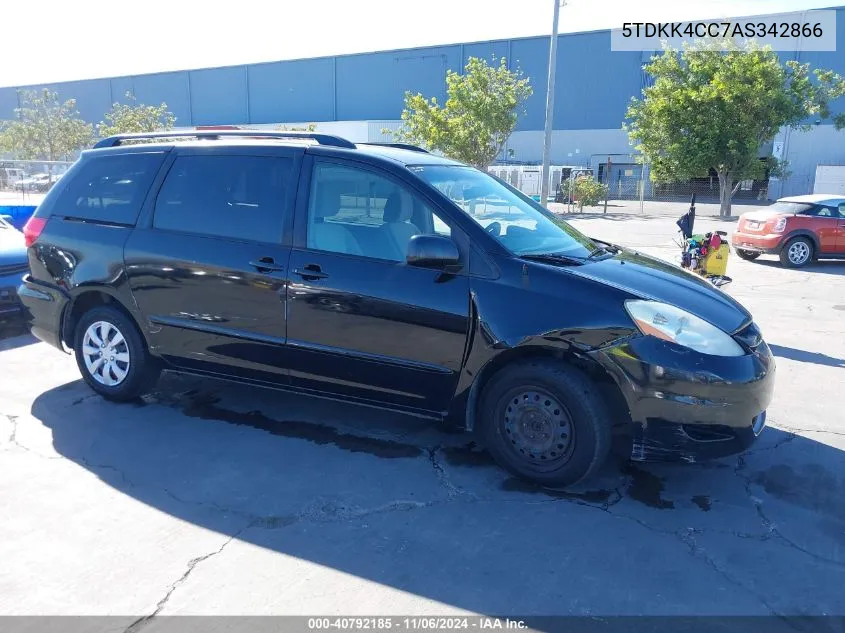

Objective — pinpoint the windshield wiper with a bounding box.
[588,238,622,257]
[521,253,585,266]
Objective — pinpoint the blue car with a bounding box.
[0,215,28,320]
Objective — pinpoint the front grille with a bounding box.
[0,263,28,277]
[733,321,762,350]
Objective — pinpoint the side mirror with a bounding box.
[406,234,460,269]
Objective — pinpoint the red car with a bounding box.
[732,194,845,268]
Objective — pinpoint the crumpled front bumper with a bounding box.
[591,330,775,463]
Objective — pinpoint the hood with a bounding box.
[563,249,752,333]
[0,226,27,266]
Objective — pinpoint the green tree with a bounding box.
[0,88,93,162]
[625,41,845,217]
[98,92,176,137]
[389,57,532,169]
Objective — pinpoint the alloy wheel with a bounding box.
[787,241,810,265]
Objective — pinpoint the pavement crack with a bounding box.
[124,522,252,632]
[736,433,798,462]
[79,456,137,488]
[598,484,794,618]
[2,413,62,460]
[775,426,845,438]
[428,446,471,499]
[677,528,791,619]
[734,458,845,570]
[6,413,18,444]
[604,485,625,509]
[77,453,443,530]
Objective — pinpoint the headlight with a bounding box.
[624,300,745,357]
[773,217,787,233]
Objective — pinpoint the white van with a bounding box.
[1,168,26,188]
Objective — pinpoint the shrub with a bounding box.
[561,176,608,209]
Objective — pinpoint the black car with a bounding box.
[18,131,774,486]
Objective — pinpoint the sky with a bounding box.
[1,0,840,87]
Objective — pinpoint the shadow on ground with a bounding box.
[0,318,36,350]
[752,259,845,277]
[769,344,845,369]
[26,373,845,620]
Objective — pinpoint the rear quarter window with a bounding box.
[49,152,166,225]
[152,154,293,243]
[771,201,814,215]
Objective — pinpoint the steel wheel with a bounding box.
[502,388,575,468]
[480,360,612,486]
[81,320,131,386]
[787,240,810,265]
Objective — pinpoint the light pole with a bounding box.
[540,0,563,208]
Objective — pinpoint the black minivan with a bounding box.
[18,131,774,486]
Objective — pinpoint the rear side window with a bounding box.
[52,152,165,225]
[816,204,845,218]
[153,155,292,243]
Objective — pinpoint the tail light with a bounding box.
[23,217,47,247]
[773,217,787,233]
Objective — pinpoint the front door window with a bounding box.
[307,163,450,263]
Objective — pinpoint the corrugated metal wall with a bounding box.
[0,22,804,130]
[3,11,844,131]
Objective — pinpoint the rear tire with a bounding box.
[779,237,813,268]
[479,359,612,487]
[73,305,160,401]
[736,249,760,261]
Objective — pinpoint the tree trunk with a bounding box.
[717,169,733,218]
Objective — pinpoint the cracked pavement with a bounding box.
[0,215,842,624]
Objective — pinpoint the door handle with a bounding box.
[293,264,329,281]
[249,258,284,272]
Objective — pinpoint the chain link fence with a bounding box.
[595,163,769,204]
[645,176,769,203]
[491,161,771,210]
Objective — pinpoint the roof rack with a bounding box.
[93,130,357,149]
[361,142,429,154]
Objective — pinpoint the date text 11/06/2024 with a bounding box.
[307,617,528,630]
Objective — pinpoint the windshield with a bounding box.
[412,165,597,258]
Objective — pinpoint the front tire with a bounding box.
[479,359,612,487]
[736,249,760,261]
[73,305,160,401]
[779,237,813,268]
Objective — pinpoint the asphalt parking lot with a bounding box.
[1,212,843,625]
